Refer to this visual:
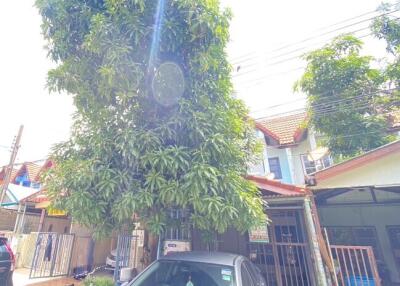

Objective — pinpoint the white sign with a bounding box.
[249,225,269,243]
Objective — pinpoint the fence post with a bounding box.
[49,234,60,277]
[304,198,328,286]
[114,235,121,282]
[29,233,41,279]
[367,247,381,286]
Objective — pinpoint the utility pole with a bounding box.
[0,125,24,206]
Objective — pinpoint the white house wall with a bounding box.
[314,151,400,189]
[289,140,312,185]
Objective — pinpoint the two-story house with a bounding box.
[250,111,333,185]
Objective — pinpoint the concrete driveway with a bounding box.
[12,268,81,286]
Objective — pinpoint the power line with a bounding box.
[231,12,400,88]
[230,4,400,65]
[232,24,375,78]
[233,30,381,90]
[252,86,398,113]
[252,88,398,119]
[0,159,47,169]
[231,6,386,62]
[232,24,387,84]
[250,92,372,116]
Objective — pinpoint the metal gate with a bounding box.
[249,209,315,286]
[29,232,75,279]
[113,234,140,282]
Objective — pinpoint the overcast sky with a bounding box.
[0,0,392,165]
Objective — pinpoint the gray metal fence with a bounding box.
[114,234,139,282]
[29,232,75,279]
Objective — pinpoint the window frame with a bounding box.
[268,157,282,180]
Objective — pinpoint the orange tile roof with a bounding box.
[34,160,54,181]
[247,175,308,198]
[0,167,19,183]
[256,112,308,146]
[12,162,43,183]
[24,162,42,182]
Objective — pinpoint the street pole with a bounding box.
[0,125,24,205]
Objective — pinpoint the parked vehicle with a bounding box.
[0,237,15,286]
[124,251,266,286]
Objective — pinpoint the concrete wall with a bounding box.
[0,209,17,231]
[19,213,70,234]
[249,130,270,176]
[69,223,114,273]
[289,140,312,185]
[318,203,400,283]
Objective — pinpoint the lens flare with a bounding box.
[149,0,166,70]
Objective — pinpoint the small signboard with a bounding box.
[249,225,269,243]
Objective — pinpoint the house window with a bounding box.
[301,154,317,175]
[301,153,332,175]
[268,157,282,179]
[386,226,400,271]
[165,209,190,241]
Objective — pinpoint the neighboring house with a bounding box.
[0,160,64,233]
[250,112,333,185]
[309,140,400,285]
[12,161,44,188]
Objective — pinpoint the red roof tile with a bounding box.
[34,160,54,182]
[256,112,308,146]
[247,175,307,198]
[0,167,19,183]
[21,190,48,203]
[12,162,43,183]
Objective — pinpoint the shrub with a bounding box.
[83,276,114,286]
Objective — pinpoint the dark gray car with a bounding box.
[0,237,14,286]
[127,251,266,286]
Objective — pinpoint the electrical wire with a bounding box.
[230,4,400,65]
[249,85,395,116]
[232,25,375,78]
[252,88,398,118]
[233,31,381,90]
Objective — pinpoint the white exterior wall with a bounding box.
[289,140,313,185]
[314,151,400,189]
[248,130,269,176]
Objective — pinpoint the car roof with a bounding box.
[158,251,243,266]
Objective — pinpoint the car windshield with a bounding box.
[129,260,236,286]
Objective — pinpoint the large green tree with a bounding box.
[36,0,265,237]
[371,3,400,111]
[295,35,394,157]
